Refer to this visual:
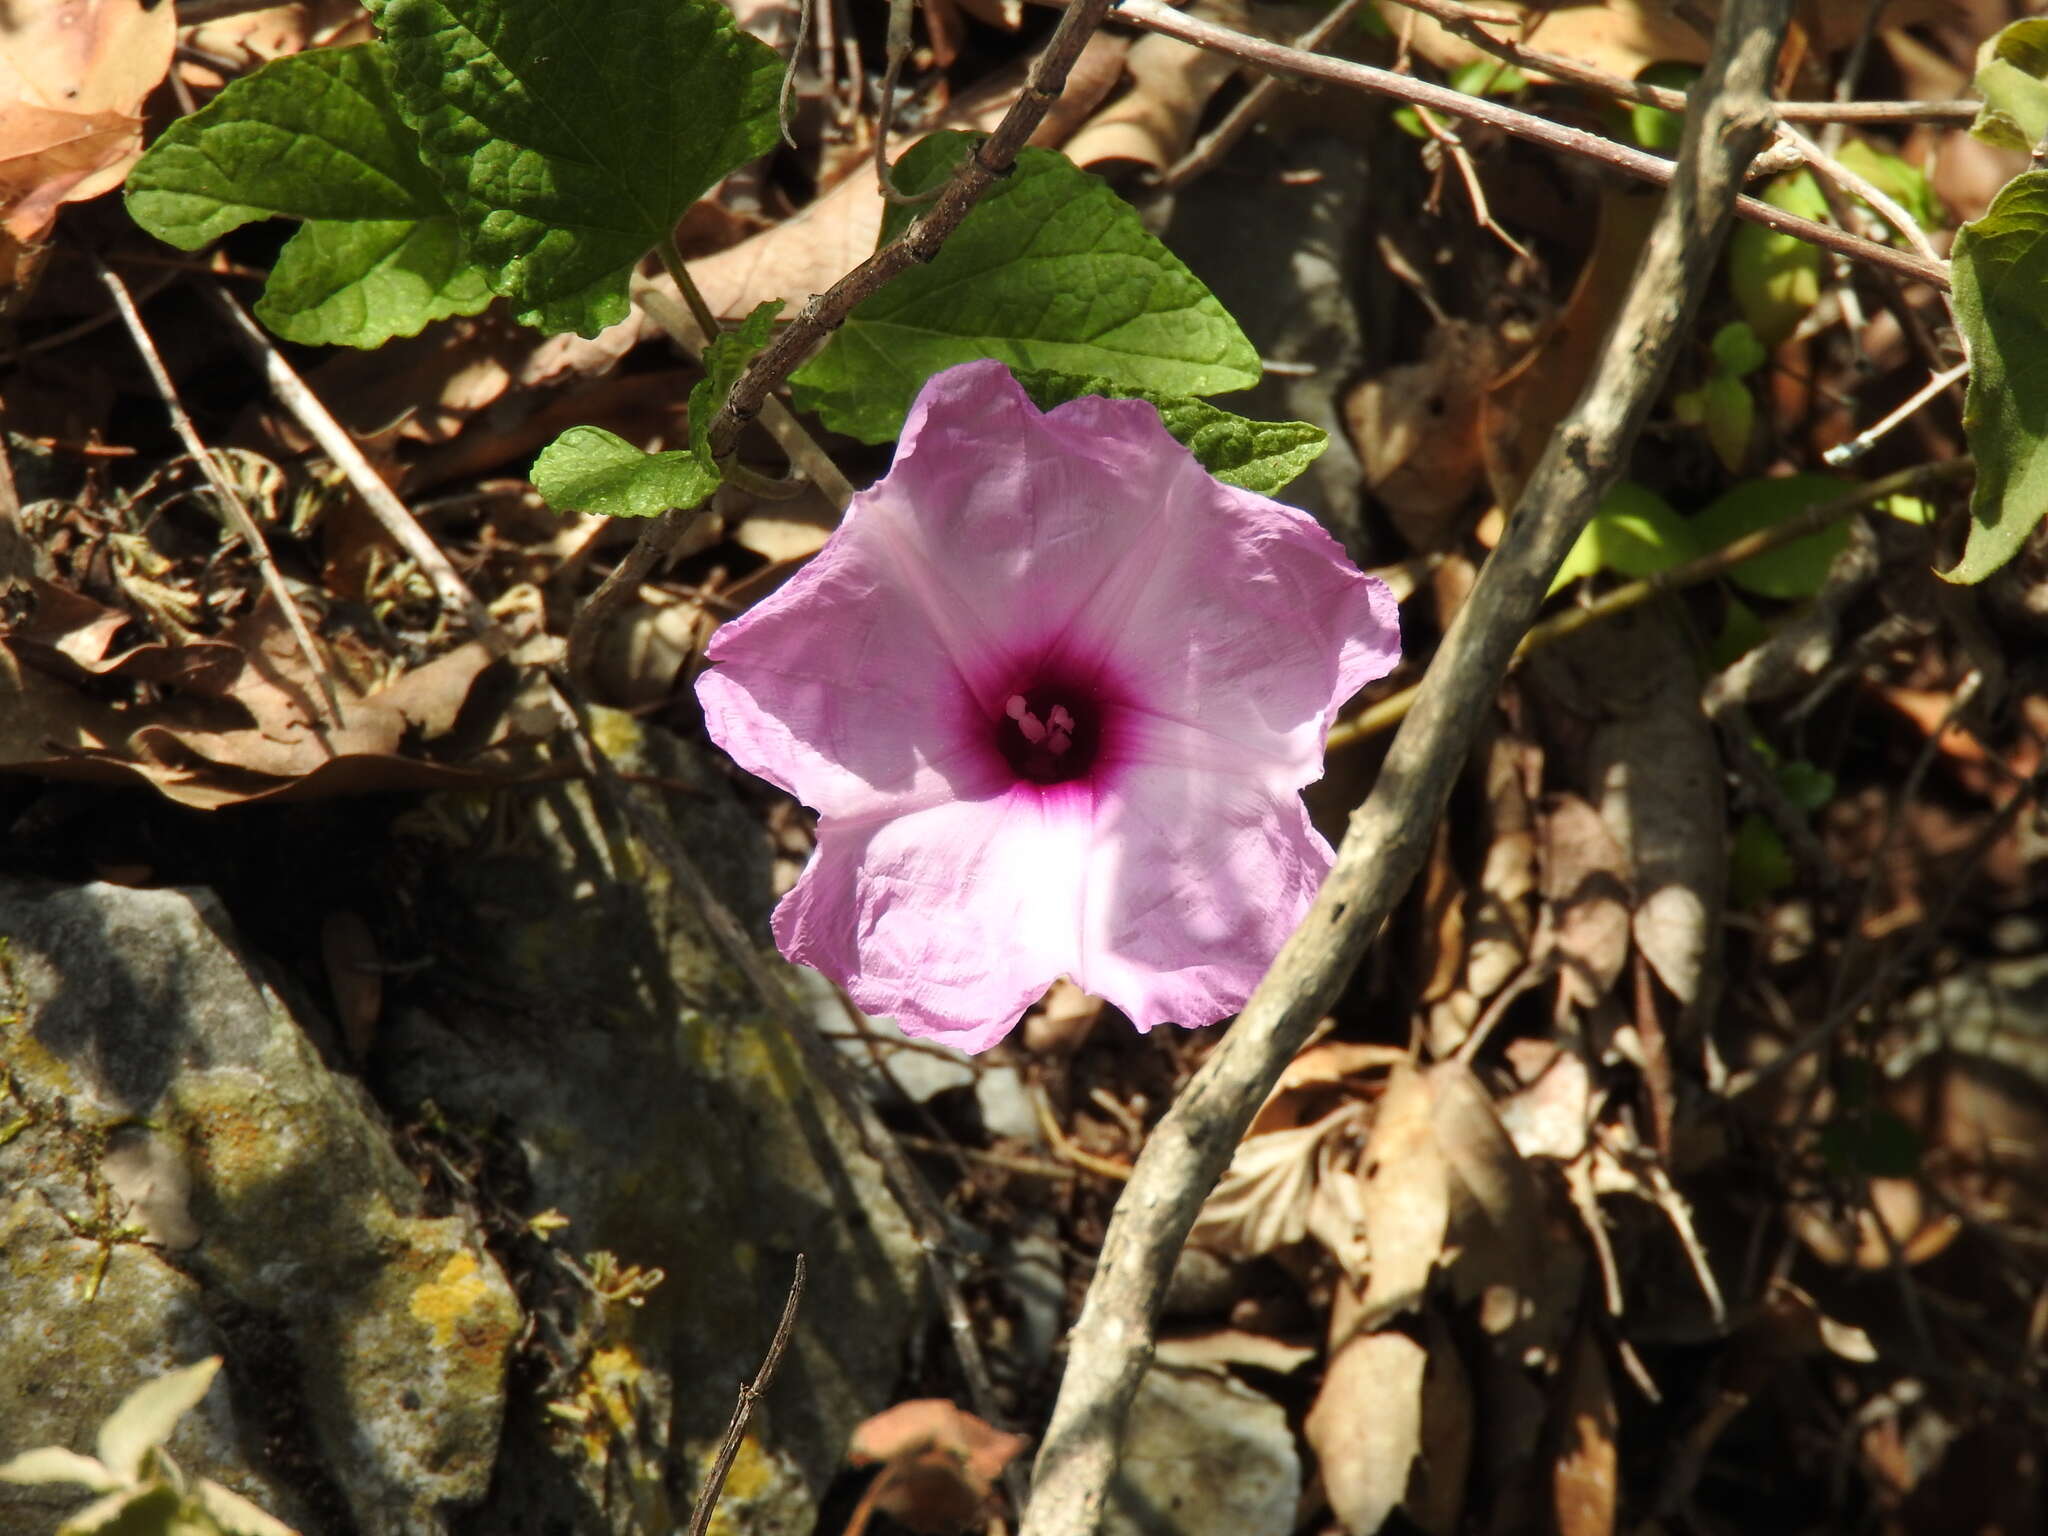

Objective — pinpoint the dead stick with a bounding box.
[202,283,501,645]
[684,1255,806,1536]
[94,257,345,724]
[1017,0,1793,1529]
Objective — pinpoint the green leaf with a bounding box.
[1550,481,1699,593]
[1728,172,1828,346]
[1627,62,1698,152]
[1709,320,1767,378]
[1729,812,1793,907]
[194,1478,303,1536]
[1010,369,1325,495]
[1699,369,1754,473]
[792,134,1261,443]
[1776,758,1836,814]
[125,44,492,347]
[56,1482,182,1536]
[1944,170,2048,583]
[256,216,493,347]
[688,300,784,460]
[1970,18,2048,153]
[373,0,783,337]
[531,427,719,519]
[1836,138,1943,236]
[1690,473,1852,599]
[1396,57,1528,137]
[97,1358,220,1485]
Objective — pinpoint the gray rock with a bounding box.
[0,877,520,1535]
[380,709,926,1535]
[1105,1366,1302,1536]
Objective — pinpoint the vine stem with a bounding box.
[1016,0,1795,1529]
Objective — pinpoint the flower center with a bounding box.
[997,686,1097,784]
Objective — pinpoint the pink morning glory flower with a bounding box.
[696,360,1400,1052]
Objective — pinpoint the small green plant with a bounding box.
[0,1357,298,1536]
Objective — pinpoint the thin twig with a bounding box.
[201,283,501,644]
[94,257,345,723]
[1825,362,1971,467]
[573,0,1119,702]
[1104,0,1946,290]
[1159,0,1370,190]
[684,1255,806,1536]
[1017,0,1792,1528]
[1325,458,1974,750]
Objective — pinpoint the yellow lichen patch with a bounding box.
[705,1434,776,1536]
[409,1248,493,1349]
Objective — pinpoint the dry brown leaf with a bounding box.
[1192,1102,1364,1262]
[845,1399,1029,1536]
[1496,1040,1595,1163]
[1061,0,1245,173]
[321,909,382,1064]
[1346,319,1502,549]
[1536,793,1633,1012]
[0,0,175,242]
[1588,609,1726,1012]
[1306,1282,1429,1536]
[1430,1061,1544,1317]
[1360,1064,1450,1325]
[1153,1328,1317,1376]
[1483,189,1658,508]
[1466,731,1539,1003]
[1552,1327,1618,1536]
[1,585,553,807]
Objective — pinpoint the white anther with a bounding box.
[1005,694,1028,720]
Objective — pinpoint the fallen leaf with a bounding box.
[1483,189,1659,508]
[846,1399,1028,1536]
[1306,1281,1428,1536]
[1359,1064,1450,1324]
[1192,1101,1364,1262]
[1536,793,1633,1012]
[1062,0,1245,173]
[0,0,176,241]
[1552,1327,1618,1536]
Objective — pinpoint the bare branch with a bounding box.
[685,1255,806,1536]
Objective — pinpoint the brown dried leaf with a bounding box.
[1552,1328,1618,1536]
[1192,1102,1364,1262]
[1483,190,1658,508]
[0,0,175,241]
[1062,0,1245,173]
[1360,1064,1449,1325]
[1345,319,1501,549]
[1306,1283,1428,1536]
[846,1399,1028,1536]
[1536,793,1633,1011]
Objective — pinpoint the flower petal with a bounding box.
[1072,764,1335,1030]
[774,785,1096,1050]
[696,514,1011,821]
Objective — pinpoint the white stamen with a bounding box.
[1015,710,1047,744]
[1048,704,1075,733]
[1047,727,1072,756]
[1005,694,1028,720]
